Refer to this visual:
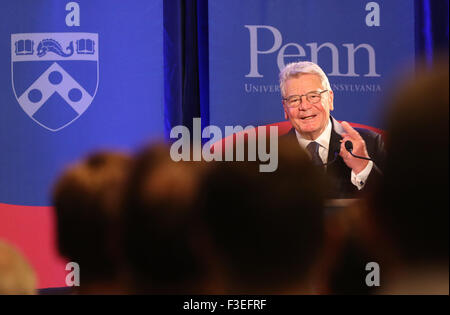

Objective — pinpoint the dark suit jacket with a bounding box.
[284,116,386,199]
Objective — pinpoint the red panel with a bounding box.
[0,203,68,289]
[212,120,385,151]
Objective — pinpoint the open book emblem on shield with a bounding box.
[11,33,99,131]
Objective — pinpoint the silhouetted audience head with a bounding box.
[52,151,132,293]
[373,60,448,262]
[366,58,448,293]
[198,137,327,294]
[122,143,208,294]
[0,240,37,295]
[320,201,380,295]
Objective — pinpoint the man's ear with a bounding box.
[328,90,334,111]
[283,106,289,120]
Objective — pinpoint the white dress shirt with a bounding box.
[294,119,373,190]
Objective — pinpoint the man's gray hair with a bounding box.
[279,61,332,98]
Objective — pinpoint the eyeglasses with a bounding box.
[283,90,328,108]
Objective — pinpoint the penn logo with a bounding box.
[11,33,99,131]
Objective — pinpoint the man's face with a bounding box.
[283,74,334,140]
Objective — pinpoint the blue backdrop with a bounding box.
[0,0,448,206]
[208,0,416,133]
[0,1,165,206]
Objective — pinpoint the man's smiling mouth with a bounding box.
[300,114,317,120]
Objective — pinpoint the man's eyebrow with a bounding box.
[288,90,321,97]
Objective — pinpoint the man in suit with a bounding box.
[279,61,385,198]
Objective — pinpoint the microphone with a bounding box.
[344,141,372,161]
[344,140,353,152]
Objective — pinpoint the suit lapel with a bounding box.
[327,117,342,163]
[285,127,296,138]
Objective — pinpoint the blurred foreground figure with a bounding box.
[0,240,37,295]
[364,59,449,294]
[199,137,328,294]
[52,151,132,294]
[122,144,211,294]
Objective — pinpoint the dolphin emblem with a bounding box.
[37,39,74,57]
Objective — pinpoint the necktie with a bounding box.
[306,141,323,166]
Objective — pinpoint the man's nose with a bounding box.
[298,96,312,110]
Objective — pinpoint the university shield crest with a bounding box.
[11,33,99,131]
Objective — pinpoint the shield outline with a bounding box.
[11,32,99,132]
